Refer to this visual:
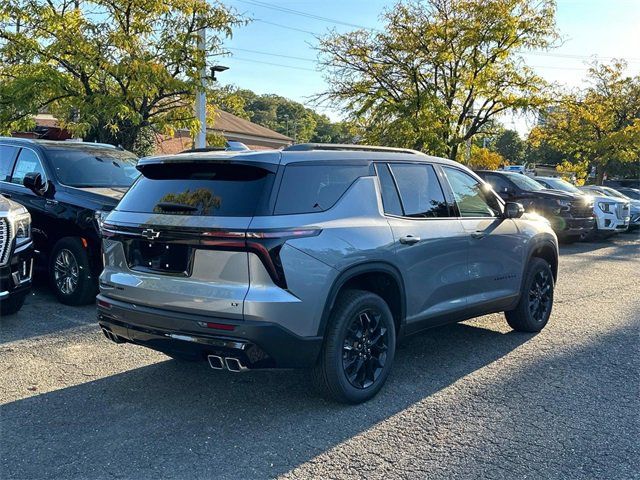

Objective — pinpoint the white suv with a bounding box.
[534,177,630,236]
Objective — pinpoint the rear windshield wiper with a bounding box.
[155,202,198,212]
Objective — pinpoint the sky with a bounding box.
[217,0,640,137]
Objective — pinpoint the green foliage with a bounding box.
[467,146,506,170]
[213,86,357,144]
[316,0,558,158]
[0,0,243,149]
[534,61,640,184]
[494,129,525,163]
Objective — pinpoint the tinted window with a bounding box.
[0,145,19,181]
[275,164,369,215]
[375,163,403,216]
[117,163,274,217]
[506,172,544,191]
[389,163,449,218]
[11,149,47,185]
[47,147,138,187]
[483,173,512,194]
[443,167,499,217]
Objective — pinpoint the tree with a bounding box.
[316,0,558,159]
[535,61,640,184]
[0,0,243,151]
[467,146,506,170]
[494,129,525,163]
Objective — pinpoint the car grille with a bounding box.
[617,203,630,220]
[570,201,593,218]
[0,218,11,266]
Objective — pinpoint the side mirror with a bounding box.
[23,172,47,196]
[504,202,525,219]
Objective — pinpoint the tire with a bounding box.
[505,258,554,333]
[49,237,97,306]
[312,289,396,404]
[0,292,26,316]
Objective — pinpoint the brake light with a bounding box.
[200,228,321,289]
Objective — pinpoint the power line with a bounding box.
[233,0,380,31]
[229,47,316,63]
[230,56,317,72]
[253,19,319,36]
[237,2,640,65]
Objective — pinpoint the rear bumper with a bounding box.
[96,295,322,369]
[0,242,33,300]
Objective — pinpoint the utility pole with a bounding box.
[194,27,207,149]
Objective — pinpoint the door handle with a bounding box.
[399,235,421,245]
[2,193,11,198]
[471,231,486,240]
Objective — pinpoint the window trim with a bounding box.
[439,165,504,219]
[375,161,457,221]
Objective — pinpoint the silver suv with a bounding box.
[97,144,559,403]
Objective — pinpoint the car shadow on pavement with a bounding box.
[0,281,96,345]
[559,235,639,256]
[1,321,531,479]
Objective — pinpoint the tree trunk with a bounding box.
[595,164,605,185]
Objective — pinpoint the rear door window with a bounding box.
[274,164,370,215]
[389,163,449,218]
[117,163,275,217]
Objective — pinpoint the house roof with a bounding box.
[209,110,292,142]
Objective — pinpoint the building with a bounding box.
[11,110,292,153]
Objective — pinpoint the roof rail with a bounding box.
[181,147,227,153]
[283,143,422,155]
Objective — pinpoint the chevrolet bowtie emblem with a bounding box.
[140,228,160,240]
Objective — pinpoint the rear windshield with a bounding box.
[47,147,139,187]
[275,164,370,215]
[116,163,274,217]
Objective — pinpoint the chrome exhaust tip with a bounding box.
[101,327,111,340]
[101,327,124,344]
[207,355,224,370]
[225,357,248,373]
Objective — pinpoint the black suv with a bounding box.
[476,170,594,241]
[0,138,138,305]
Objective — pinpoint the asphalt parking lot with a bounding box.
[1,236,639,480]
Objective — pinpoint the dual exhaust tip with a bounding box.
[101,327,125,344]
[207,355,248,372]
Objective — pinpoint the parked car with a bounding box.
[0,138,138,305]
[0,194,33,315]
[475,170,594,242]
[580,185,640,230]
[615,187,640,200]
[97,144,559,404]
[534,176,630,237]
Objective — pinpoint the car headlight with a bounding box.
[597,202,614,213]
[94,210,110,232]
[10,212,31,245]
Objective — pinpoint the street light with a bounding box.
[210,65,229,81]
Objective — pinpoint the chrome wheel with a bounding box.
[342,309,389,389]
[54,248,79,295]
[528,270,552,323]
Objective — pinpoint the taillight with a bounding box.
[200,228,321,289]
